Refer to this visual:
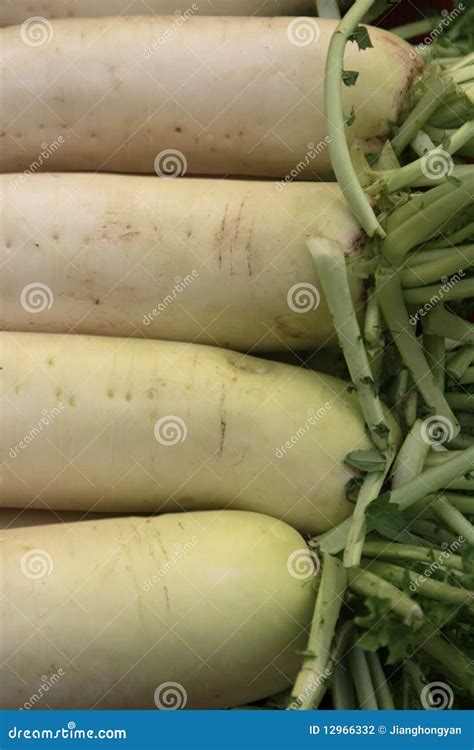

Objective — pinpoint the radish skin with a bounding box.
[0,0,315,25]
[0,332,400,533]
[0,17,421,177]
[1,174,364,350]
[0,510,315,708]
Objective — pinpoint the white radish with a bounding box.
[1,173,364,351]
[0,510,316,708]
[0,17,421,177]
[0,0,315,25]
[0,332,399,533]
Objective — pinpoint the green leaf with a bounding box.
[342,69,360,87]
[344,107,356,127]
[345,449,387,473]
[366,495,422,544]
[348,26,373,51]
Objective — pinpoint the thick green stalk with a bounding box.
[333,661,358,709]
[446,392,474,411]
[423,306,474,343]
[375,267,459,430]
[361,542,464,572]
[404,277,474,304]
[366,651,395,710]
[418,625,474,694]
[431,494,474,543]
[388,445,474,511]
[362,560,474,606]
[442,492,474,514]
[446,346,474,380]
[423,333,446,391]
[289,554,347,710]
[391,420,430,489]
[392,78,454,155]
[324,0,384,237]
[401,245,474,285]
[347,568,424,626]
[308,237,393,451]
[348,644,378,710]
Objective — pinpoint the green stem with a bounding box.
[361,541,464,571]
[375,267,459,431]
[418,625,474,694]
[404,277,474,304]
[344,454,395,568]
[348,643,378,710]
[392,78,454,156]
[313,517,352,555]
[431,494,474,544]
[324,0,384,237]
[427,221,474,249]
[347,568,424,626]
[446,392,474,411]
[423,332,446,391]
[315,0,341,18]
[458,367,474,385]
[401,245,474,285]
[366,651,395,710]
[391,420,430,489]
[308,237,393,451]
[390,19,439,41]
[446,345,474,380]
[361,559,474,606]
[387,445,474,511]
[289,554,347,710]
[333,661,358,709]
[423,306,474,343]
[442,492,474,515]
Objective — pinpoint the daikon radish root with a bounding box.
[0,0,314,25]
[0,508,106,529]
[0,17,421,177]
[0,510,316,708]
[0,332,399,533]
[1,174,364,350]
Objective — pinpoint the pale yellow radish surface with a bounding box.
[0,17,421,177]
[0,510,316,708]
[1,174,364,350]
[0,0,314,24]
[0,332,400,532]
